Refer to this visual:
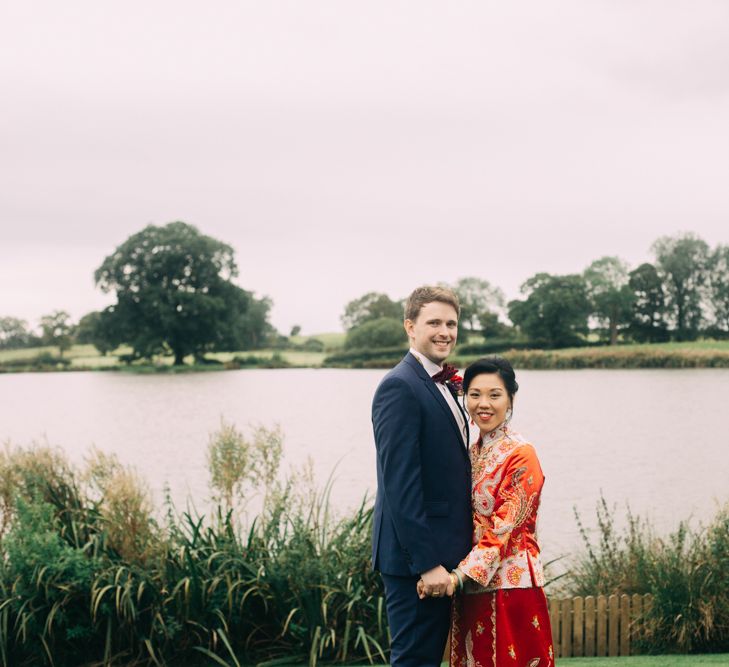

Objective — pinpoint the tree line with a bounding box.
[341,232,729,350]
[2,228,727,361]
[0,222,275,364]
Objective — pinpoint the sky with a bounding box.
[1,1,728,335]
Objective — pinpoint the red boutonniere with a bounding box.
[432,364,463,396]
[447,374,464,396]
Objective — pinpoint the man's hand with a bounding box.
[417,565,454,599]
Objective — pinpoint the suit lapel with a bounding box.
[404,353,469,455]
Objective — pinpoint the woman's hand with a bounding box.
[417,565,455,599]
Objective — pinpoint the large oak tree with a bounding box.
[95,222,272,364]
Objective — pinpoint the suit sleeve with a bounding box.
[458,445,543,587]
[372,376,441,575]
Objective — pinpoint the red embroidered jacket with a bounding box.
[457,424,546,591]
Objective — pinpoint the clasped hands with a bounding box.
[417,565,458,600]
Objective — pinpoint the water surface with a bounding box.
[2,368,727,563]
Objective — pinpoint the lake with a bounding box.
[1,367,728,566]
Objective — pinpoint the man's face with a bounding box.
[404,301,459,365]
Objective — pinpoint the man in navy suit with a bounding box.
[371,286,472,666]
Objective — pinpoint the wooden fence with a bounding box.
[548,594,653,658]
[443,593,652,661]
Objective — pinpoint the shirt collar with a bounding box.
[409,348,442,377]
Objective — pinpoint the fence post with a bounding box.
[630,592,643,650]
[560,599,572,658]
[584,595,596,657]
[596,595,608,656]
[619,594,631,655]
[549,596,561,657]
[608,594,620,656]
[572,596,584,657]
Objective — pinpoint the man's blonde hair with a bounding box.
[404,286,460,322]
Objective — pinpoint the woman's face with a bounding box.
[466,372,511,435]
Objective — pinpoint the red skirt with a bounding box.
[450,587,554,666]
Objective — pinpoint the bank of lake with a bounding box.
[3,339,729,373]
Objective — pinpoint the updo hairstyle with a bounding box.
[462,356,519,405]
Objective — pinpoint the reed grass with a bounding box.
[452,346,729,369]
[3,436,728,665]
[0,435,387,666]
[566,495,729,654]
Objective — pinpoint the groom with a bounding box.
[371,286,472,666]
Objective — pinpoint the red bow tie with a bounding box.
[431,364,459,384]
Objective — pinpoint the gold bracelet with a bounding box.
[449,572,459,591]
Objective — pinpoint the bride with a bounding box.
[448,357,554,666]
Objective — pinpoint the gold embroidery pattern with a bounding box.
[491,593,497,667]
[493,466,538,537]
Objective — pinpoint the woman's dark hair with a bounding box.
[463,356,519,404]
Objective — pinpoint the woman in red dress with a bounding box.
[450,357,554,667]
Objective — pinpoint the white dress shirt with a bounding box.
[409,348,468,445]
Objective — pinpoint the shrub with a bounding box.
[565,495,729,653]
[323,345,406,368]
[344,318,405,350]
[455,338,533,355]
[0,432,388,666]
[300,337,325,352]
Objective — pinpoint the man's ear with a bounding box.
[404,319,414,338]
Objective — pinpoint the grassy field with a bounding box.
[3,339,729,372]
[428,658,729,667]
[557,656,729,666]
[0,344,328,370]
[302,658,729,667]
[290,331,346,348]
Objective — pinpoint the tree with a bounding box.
[628,263,669,343]
[39,311,74,357]
[341,292,402,331]
[289,325,302,338]
[94,221,273,364]
[75,311,120,356]
[477,311,515,339]
[450,277,505,334]
[583,257,635,345]
[652,233,710,341]
[344,317,406,350]
[508,273,591,348]
[708,245,729,335]
[0,317,33,349]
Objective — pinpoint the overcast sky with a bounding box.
[1,1,728,334]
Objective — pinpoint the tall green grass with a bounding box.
[565,496,729,654]
[0,432,387,667]
[3,434,728,665]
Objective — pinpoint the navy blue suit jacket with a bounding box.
[371,352,472,577]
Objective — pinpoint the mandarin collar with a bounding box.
[479,422,510,449]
